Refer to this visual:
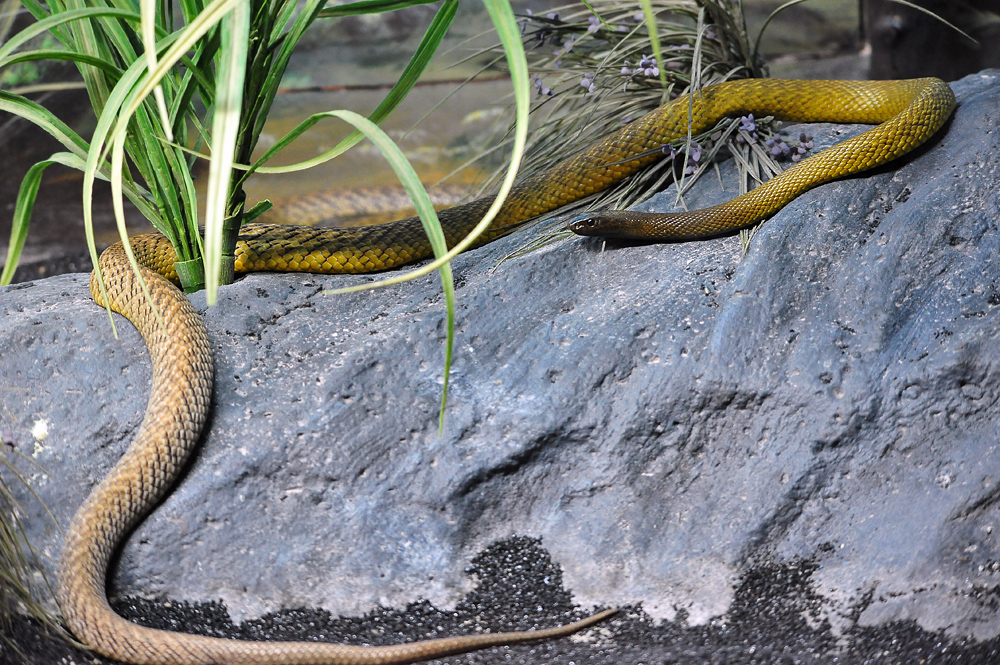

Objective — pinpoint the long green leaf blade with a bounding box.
[328,0,530,290]
[0,7,139,66]
[244,0,458,178]
[203,0,249,302]
[1,153,91,286]
[140,0,174,141]
[317,109,456,430]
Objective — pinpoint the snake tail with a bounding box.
[568,77,955,240]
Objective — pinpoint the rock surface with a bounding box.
[2,71,1000,660]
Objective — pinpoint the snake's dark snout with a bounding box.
[568,214,601,236]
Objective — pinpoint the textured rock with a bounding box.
[2,70,999,654]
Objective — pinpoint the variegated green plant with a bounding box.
[0,0,530,642]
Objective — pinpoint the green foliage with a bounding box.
[486,0,967,258]
[480,1,761,203]
[479,0,784,259]
[0,0,533,641]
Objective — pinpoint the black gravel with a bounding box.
[4,537,999,665]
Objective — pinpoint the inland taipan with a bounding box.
[57,77,956,665]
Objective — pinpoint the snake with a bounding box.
[57,78,955,665]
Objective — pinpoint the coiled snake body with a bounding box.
[58,78,955,665]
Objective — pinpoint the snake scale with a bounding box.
[57,78,955,665]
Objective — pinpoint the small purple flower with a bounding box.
[546,12,560,21]
[737,115,759,143]
[587,15,601,33]
[766,137,790,157]
[533,75,553,97]
[636,55,660,77]
[790,134,813,162]
[661,144,677,159]
[580,75,597,93]
[689,141,702,163]
[621,65,633,75]
[633,12,643,23]
[705,27,717,40]
[682,141,703,174]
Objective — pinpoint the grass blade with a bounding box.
[1,153,91,285]
[140,0,173,142]
[886,0,977,43]
[0,90,89,157]
[327,0,530,291]
[314,110,456,430]
[244,0,458,179]
[2,49,123,78]
[203,0,249,302]
[0,7,139,66]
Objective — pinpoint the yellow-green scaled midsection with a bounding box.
[568,77,956,239]
[128,78,955,276]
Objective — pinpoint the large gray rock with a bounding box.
[2,71,999,652]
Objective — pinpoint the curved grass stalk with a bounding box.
[0,153,93,285]
[317,110,457,430]
[327,0,531,294]
[244,0,458,179]
[0,7,141,64]
[638,0,668,101]
[140,0,173,142]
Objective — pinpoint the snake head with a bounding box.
[568,212,647,239]
[567,214,604,237]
